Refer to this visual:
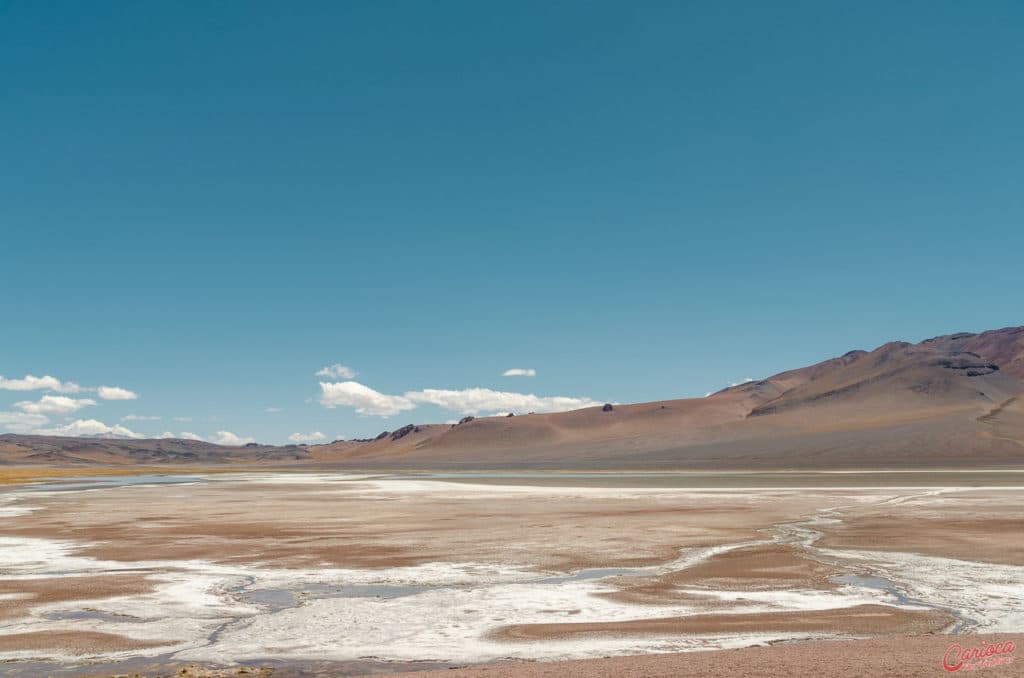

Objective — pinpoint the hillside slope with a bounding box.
[3,326,1023,470]
[309,326,1024,469]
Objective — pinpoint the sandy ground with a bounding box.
[492,604,952,640]
[0,476,843,570]
[0,575,156,621]
[0,631,171,654]
[383,634,1020,678]
[0,473,1022,675]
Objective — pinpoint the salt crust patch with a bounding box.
[178,579,873,663]
[0,495,37,518]
[0,533,893,664]
[818,547,1024,632]
[2,479,1022,665]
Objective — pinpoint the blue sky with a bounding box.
[1,1,1022,444]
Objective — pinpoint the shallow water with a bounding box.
[242,583,428,611]
[535,567,645,584]
[42,609,142,623]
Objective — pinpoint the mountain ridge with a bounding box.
[3,326,1023,469]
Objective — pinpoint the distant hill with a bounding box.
[3,326,1023,470]
[0,435,311,466]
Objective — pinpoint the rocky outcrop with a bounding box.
[390,424,417,441]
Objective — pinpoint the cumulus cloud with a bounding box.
[157,431,206,441]
[317,379,602,418]
[212,430,255,446]
[122,414,160,421]
[316,364,357,379]
[405,388,602,416]
[319,381,416,417]
[0,374,82,393]
[502,368,537,377]
[288,431,326,443]
[14,395,96,416]
[34,419,142,439]
[0,411,51,433]
[97,386,139,400]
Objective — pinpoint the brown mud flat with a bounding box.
[382,634,1021,678]
[600,544,837,607]
[491,604,952,641]
[5,480,1017,574]
[431,470,1024,488]
[0,575,157,621]
[1,476,1022,677]
[0,631,173,654]
[0,480,835,571]
[817,515,1024,566]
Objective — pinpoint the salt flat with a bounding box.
[0,472,1021,676]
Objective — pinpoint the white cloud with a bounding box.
[34,419,142,439]
[123,414,160,421]
[288,431,326,443]
[157,431,206,441]
[316,364,357,379]
[405,388,601,416]
[318,379,602,418]
[212,430,255,446]
[265,407,282,413]
[97,386,139,400]
[14,395,96,416]
[319,381,416,417]
[0,374,82,393]
[0,411,51,433]
[173,416,192,422]
[502,368,537,377]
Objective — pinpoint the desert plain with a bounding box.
[0,470,1022,677]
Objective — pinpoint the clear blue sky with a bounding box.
[1,1,1022,444]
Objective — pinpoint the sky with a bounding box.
[1,1,1022,444]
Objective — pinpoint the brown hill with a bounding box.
[920,325,1024,379]
[3,326,1023,470]
[0,435,311,466]
[308,326,1024,469]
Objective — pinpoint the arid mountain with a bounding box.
[3,326,1023,470]
[920,326,1024,379]
[305,326,1024,469]
[0,435,312,466]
